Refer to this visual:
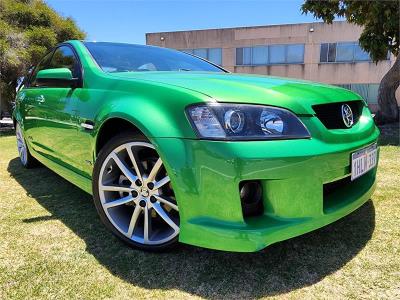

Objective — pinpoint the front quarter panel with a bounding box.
[70,40,208,141]
[92,84,201,139]
[71,77,215,176]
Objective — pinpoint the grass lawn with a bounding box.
[0,129,399,299]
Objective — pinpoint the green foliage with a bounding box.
[0,0,85,111]
[25,26,58,62]
[302,0,399,62]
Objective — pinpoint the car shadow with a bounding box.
[7,157,375,298]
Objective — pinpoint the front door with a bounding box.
[20,51,54,148]
[28,45,84,173]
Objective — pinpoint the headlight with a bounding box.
[186,103,310,140]
[224,109,245,133]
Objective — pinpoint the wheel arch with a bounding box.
[12,109,22,129]
[93,114,182,202]
[92,92,197,159]
[95,116,148,157]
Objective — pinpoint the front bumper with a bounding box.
[154,119,380,252]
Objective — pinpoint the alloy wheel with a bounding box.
[98,142,179,245]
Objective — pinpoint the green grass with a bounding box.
[0,131,399,299]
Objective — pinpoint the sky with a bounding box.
[45,0,324,45]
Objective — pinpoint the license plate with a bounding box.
[351,143,378,181]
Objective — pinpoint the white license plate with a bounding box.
[351,143,378,181]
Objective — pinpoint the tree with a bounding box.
[302,0,399,124]
[0,0,85,114]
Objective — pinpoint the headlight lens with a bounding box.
[186,103,310,140]
[224,109,245,133]
[260,111,284,135]
[187,106,226,138]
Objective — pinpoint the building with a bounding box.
[146,21,399,113]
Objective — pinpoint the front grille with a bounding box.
[312,101,363,129]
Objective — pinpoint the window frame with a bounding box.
[26,50,54,88]
[235,44,305,66]
[319,41,378,64]
[27,43,84,89]
[49,45,82,79]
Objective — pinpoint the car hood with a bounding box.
[108,71,361,115]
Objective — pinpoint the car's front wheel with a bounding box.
[92,133,180,250]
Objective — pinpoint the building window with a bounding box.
[287,44,304,63]
[336,83,380,104]
[336,42,354,62]
[208,48,222,65]
[328,43,337,62]
[193,48,207,59]
[182,48,222,65]
[320,43,328,62]
[236,44,304,66]
[252,46,268,65]
[354,46,371,61]
[320,42,375,63]
[242,47,252,65]
[269,45,286,64]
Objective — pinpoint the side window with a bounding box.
[49,46,80,78]
[29,51,53,87]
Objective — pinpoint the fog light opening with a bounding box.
[239,181,264,218]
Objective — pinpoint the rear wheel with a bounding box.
[15,123,38,168]
[92,133,179,250]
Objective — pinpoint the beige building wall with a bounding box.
[147,21,398,113]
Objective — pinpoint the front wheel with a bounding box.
[92,133,180,251]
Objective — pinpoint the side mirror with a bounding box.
[36,68,79,88]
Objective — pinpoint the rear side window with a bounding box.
[49,46,80,77]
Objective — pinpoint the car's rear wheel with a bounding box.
[15,123,38,168]
[93,133,179,250]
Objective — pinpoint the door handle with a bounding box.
[35,95,45,104]
[80,120,95,130]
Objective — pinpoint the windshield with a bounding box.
[83,42,225,73]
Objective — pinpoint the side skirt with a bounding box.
[29,146,93,195]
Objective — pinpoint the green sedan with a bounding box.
[13,41,379,252]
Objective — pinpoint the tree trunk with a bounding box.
[376,55,399,124]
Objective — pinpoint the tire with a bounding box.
[92,132,180,251]
[15,123,39,169]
